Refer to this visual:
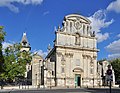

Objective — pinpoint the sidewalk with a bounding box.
[0,85,120,90]
[0,85,45,92]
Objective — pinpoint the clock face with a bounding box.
[74,21,82,30]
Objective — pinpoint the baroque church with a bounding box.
[20,14,115,88]
[44,14,100,87]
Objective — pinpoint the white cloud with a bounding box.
[0,0,43,13]
[117,34,120,38]
[33,49,47,58]
[88,10,114,43]
[88,10,114,33]
[43,11,50,16]
[107,0,120,13]
[106,39,120,53]
[2,42,12,49]
[106,39,120,59]
[108,53,120,59]
[96,33,109,43]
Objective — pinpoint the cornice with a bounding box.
[55,44,99,52]
[55,31,97,39]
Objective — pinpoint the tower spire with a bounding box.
[21,32,31,51]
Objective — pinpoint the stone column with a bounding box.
[84,25,87,36]
[83,55,87,78]
[93,55,97,86]
[82,55,86,86]
[93,56,97,78]
[86,55,90,78]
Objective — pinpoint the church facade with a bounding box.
[45,14,100,87]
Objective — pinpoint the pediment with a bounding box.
[73,67,84,72]
[65,14,91,24]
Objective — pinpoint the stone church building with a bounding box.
[45,14,100,87]
[20,32,32,82]
[19,14,115,88]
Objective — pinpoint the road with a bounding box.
[0,88,120,93]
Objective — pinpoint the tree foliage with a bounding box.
[1,43,32,81]
[0,26,6,74]
[111,58,120,81]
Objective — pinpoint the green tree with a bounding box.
[0,26,6,75]
[111,58,120,81]
[2,43,32,81]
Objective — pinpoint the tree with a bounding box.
[2,43,32,82]
[111,58,120,81]
[0,26,6,76]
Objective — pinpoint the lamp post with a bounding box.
[107,65,112,93]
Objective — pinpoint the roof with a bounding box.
[45,47,55,59]
[21,32,30,47]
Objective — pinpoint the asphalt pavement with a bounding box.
[0,88,120,93]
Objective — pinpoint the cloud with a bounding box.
[107,0,120,13]
[117,34,120,38]
[96,33,109,43]
[106,39,120,53]
[108,53,120,59]
[88,10,114,43]
[106,39,120,59]
[0,0,43,13]
[43,11,50,16]
[33,49,47,58]
[2,42,12,49]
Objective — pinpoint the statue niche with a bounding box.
[75,33,81,45]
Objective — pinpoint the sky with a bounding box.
[0,0,120,60]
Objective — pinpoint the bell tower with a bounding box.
[20,32,31,52]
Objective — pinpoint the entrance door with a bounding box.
[75,74,81,87]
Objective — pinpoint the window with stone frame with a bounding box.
[76,59,80,66]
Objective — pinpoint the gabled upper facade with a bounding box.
[62,14,91,34]
[55,14,97,50]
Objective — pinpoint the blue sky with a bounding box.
[0,0,120,60]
